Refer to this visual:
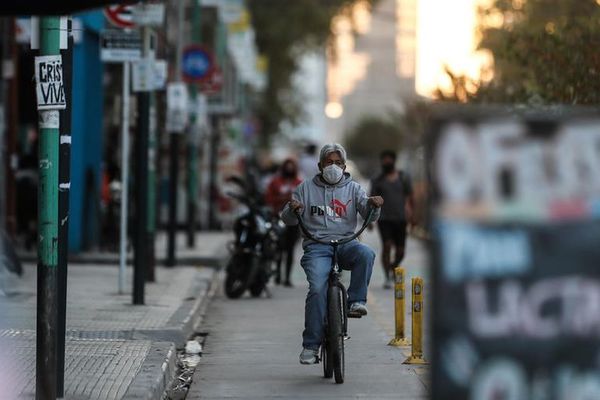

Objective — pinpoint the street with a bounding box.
[187,232,430,400]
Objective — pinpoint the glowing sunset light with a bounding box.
[325,102,344,119]
[416,0,492,97]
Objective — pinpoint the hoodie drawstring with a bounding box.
[323,186,328,228]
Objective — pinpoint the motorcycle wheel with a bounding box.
[249,282,264,298]
[224,254,250,299]
[249,267,269,298]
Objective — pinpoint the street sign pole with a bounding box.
[209,20,226,231]
[166,130,179,267]
[166,0,185,267]
[119,61,130,294]
[36,15,61,400]
[187,0,202,245]
[99,25,141,293]
[56,17,73,398]
[133,26,150,305]
[146,89,157,282]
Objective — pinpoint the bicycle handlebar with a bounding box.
[295,207,377,246]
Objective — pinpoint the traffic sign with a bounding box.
[182,45,214,83]
[199,67,223,95]
[132,3,165,26]
[100,30,142,63]
[104,4,136,29]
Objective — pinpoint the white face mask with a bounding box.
[322,164,344,184]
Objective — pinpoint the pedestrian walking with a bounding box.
[265,158,302,287]
[298,142,319,181]
[370,150,414,289]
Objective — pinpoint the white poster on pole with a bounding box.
[131,3,166,26]
[132,59,167,92]
[34,55,66,111]
[166,83,189,133]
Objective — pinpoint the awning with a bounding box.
[0,1,132,16]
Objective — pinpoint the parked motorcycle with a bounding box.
[224,177,281,299]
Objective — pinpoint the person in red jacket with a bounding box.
[265,158,303,286]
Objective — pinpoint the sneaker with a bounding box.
[299,348,319,365]
[348,302,368,317]
[383,279,392,290]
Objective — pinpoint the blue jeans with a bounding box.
[300,240,376,349]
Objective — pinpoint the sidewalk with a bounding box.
[0,232,230,400]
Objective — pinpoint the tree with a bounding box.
[343,114,405,176]
[438,0,600,105]
[247,0,376,141]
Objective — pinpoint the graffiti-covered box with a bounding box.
[429,106,600,400]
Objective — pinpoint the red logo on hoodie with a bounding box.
[330,199,352,217]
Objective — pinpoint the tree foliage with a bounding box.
[438,0,600,104]
[343,114,405,176]
[247,0,375,140]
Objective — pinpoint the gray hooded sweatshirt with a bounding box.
[281,172,380,247]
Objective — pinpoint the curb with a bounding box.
[14,253,227,268]
[122,341,177,400]
[123,266,221,400]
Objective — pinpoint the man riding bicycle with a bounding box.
[281,143,383,365]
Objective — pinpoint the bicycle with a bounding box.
[295,207,376,384]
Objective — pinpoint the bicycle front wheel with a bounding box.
[327,285,345,384]
[321,341,333,378]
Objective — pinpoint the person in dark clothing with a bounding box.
[370,150,414,289]
[265,159,302,287]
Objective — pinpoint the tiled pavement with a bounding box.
[0,334,151,400]
[0,232,229,400]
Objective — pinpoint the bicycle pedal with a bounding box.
[347,312,363,319]
[344,335,351,341]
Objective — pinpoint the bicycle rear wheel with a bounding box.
[327,285,345,384]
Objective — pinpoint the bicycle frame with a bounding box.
[329,241,349,333]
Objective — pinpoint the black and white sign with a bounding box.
[430,107,600,400]
[100,29,142,63]
[34,55,66,110]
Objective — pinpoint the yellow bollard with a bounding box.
[388,266,410,346]
[403,277,428,365]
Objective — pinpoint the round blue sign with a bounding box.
[182,46,213,82]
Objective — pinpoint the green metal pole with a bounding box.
[187,0,201,245]
[36,15,60,400]
[208,20,226,230]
